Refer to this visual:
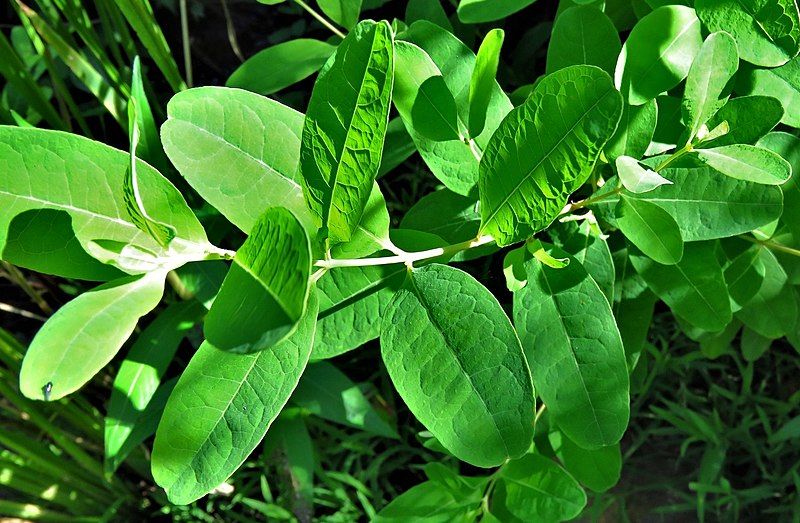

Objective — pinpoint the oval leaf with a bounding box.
[616,194,684,265]
[546,6,621,76]
[468,29,505,138]
[695,145,792,185]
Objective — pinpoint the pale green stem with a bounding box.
[292,0,346,39]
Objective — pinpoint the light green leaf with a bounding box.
[300,20,394,244]
[401,189,481,245]
[695,145,792,185]
[129,56,170,175]
[696,0,800,67]
[469,29,505,138]
[379,117,417,177]
[605,99,658,161]
[615,290,657,366]
[0,127,208,278]
[549,431,622,493]
[406,0,452,31]
[702,95,784,148]
[479,65,622,246]
[616,156,672,193]
[738,57,800,126]
[630,242,732,332]
[292,361,398,438]
[330,182,392,258]
[551,221,616,302]
[392,41,460,142]
[634,163,784,241]
[398,21,513,196]
[615,6,702,105]
[492,454,587,522]
[205,207,311,354]
[546,6,621,76]
[317,0,362,29]
[514,246,629,448]
[724,245,766,310]
[682,32,739,143]
[105,300,205,473]
[151,294,318,505]
[736,247,798,338]
[312,264,405,359]
[374,480,479,522]
[757,132,800,238]
[381,264,535,467]
[616,194,684,265]
[226,39,336,95]
[19,272,166,401]
[457,0,538,23]
[161,86,314,234]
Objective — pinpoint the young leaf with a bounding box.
[151,294,318,505]
[738,58,800,126]
[701,96,784,148]
[616,194,684,265]
[682,32,739,143]
[129,56,170,175]
[633,163,783,241]
[696,0,800,67]
[549,431,622,493]
[694,145,792,185]
[630,242,732,332]
[161,87,314,234]
[615,6,703,105]
[616,156,672,193]
[300,20,394,245]
[392,41,460,142]
[19,272,166,401]
[479,65,622,246]
[226,39,336,95]
[492,454,587,522]
[291,361,398,438]
[468,29,504,138]
[397,21,513,196]
[605,100,658,162]
[457,0,538,23]
[736,248,797,339]
[546,6,621,76]
[205,207,311,354]
[312,264,405,359]
[0,127,209,278]
[105,300,205,474]
[513,246,629,449]
[381,264,535,467]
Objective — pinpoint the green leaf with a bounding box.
[19,272,166,401]
[205,207,311,354]
[633,162,784,241]
[616,194,684,265]
[682,32,739,143]
[702,95,784,148]
[316,0,362,29]
[0,127,208,278]
[151,294,318,505]
[379,117,417,177]
[226,39,336,95]
[605,99,658,161]
[374,480,479,522]
[291,361,398,438]
[546,6,621,76]
[312,264,405,359]
[741,327,771,361]
[614,6,702,105]
[696,0,800,67]
[694,145,792,185]
[392,41,460,142]
[549,431,622,493]
[457,0,538,23]
[263,416,315,509]
[738,57,800,126]
[551,221,616,302]
[492,454,587,522]
[105,300,205,473]
[161,87,314,234]
[468,29,504,138]
[129,56,170,175]
[757,132,800,238]
[513,246,629,448]
[381,264,535,467]
[630,242,732,331]
[406,0,452,31]
[736,247,798,338]
[724,245,766,310]
[397,21,513,196]
[479,65,622,246]
[330,182,392,258]
[401,189,481,245]
[300,20,394,245]
[616,156,672,193]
